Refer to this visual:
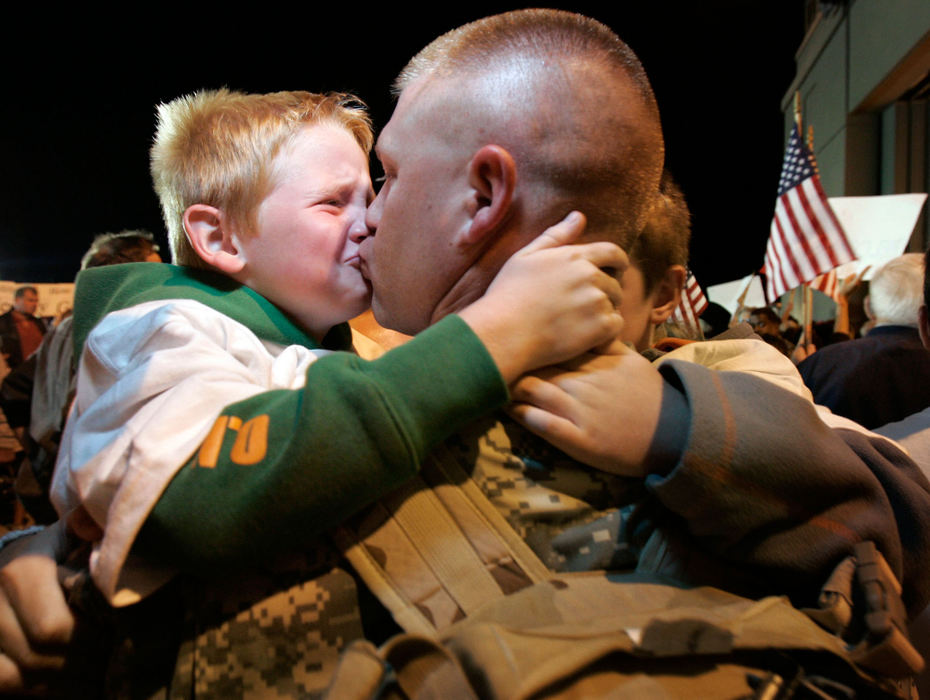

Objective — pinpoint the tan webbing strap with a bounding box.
[381,635,480,700]
[336,514,440,638]
[850,541,925,678]
[336,470,515,636]
[385,474,507,615]
[423,442,551,584]
[324,640,388,700]
[336,442,554,638]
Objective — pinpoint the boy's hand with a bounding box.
[0,522,75,695]
[459,212,626,384]
[508,339,663,476]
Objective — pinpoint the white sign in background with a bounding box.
[828,193,928,280]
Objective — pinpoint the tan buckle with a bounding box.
[850,541,924,677]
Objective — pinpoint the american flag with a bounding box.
[807,269,839,301]
[672,271,709,336]
[763,124,855,300]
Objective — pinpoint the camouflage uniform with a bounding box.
[73,334,930,697]
[70,549,365,699]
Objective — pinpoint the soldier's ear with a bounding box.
[184,204,247,274]
[459,145,517,247]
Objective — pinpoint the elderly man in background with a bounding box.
[799,252,930,429]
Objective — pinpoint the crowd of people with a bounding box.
[0,9,927,699]
[733,252,930,436]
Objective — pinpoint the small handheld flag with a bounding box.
[763,123,856,300]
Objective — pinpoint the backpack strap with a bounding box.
[804,540,924,683]
[424,440,552,584]
[850,541,924,678]
[333,440,551,637]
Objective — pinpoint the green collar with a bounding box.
[72,263,352,356]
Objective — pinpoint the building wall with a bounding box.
[848,0,930,109]
[783,0,930,248]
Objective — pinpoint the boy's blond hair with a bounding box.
[151,89,373,269]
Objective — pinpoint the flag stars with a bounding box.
[764,123,856,300]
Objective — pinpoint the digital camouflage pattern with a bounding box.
[60,409,626,698]
[170,566,362,698]
[60,395,922,698]
[446,415,642,573]
[66,548,365,699]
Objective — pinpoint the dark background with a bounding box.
[0,3,803,290]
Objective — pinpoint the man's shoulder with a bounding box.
[811,327,923,365]
[798,335,862,373]
[862,325,923,350]
[0,309,25,336]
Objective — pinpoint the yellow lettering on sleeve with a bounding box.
[229,415,269,465]
[198,416,229,468]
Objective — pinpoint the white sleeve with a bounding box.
[50,299,326,603]
[656,337,815,402]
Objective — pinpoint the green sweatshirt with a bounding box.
[67,263,508,573]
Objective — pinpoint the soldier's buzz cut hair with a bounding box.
[151,89,373,270]
[393,9,664,248]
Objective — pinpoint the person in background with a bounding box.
[1,10,930,697]
[0,287,46,371]
[8,231,163,526]
[798,252,930,429]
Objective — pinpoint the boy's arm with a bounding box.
[58,305,507,603]
[135,315,505,573]
[457,212,626,384]
[66,213,627,601]
[510,346,930,615]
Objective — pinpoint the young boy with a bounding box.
[620,172,809,383]
[49,89,626,607]
[616,171,690,353]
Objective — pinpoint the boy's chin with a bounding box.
[340,293,373,325]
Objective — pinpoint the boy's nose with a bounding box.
[349,213,372,243]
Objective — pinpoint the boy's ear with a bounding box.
[459,144,517,248]
[649,264,687,325]
[184,204,247,275]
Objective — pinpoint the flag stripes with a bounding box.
[763,124,855,300]
[807,269,839,301]
[672,271,708,335]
